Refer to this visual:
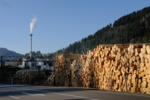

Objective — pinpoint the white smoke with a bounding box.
[30,16,37,33]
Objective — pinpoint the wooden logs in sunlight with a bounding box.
[52,43,150,95]
[54,54,81,86]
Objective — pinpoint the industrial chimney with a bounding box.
[30,34,33,59]
[29,16,37,60]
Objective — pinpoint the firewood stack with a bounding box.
[52,43,150,94]
[70,59,82,87]
[80,51,95,88]
[54,54,81,86]
[15,70,46,84]
[80,44,150,94]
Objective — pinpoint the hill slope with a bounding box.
[48,6,150,58]
[0,48,23,56]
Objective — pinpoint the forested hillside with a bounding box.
[48,6,150,59]
[0,48,23,56]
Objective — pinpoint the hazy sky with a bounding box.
[0,0,150,54]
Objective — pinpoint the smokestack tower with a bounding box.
[29,15,37,60]
[30,34,33,59]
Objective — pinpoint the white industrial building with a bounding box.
[18,33,55,71]
[18,58,54,71]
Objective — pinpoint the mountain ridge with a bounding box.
[0,48,23,56]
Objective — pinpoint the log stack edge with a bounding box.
[48,44,150,94]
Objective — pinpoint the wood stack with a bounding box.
[52,43,150,94]
[15,70,46,84]
[70,59,82,87]
[80,51,95,88]
[80,44,150,94]
[54,54,81,86]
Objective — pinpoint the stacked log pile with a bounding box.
[47,72,55,86]
[80,51,95,88]
[15,70,46,85]
[53,54,81,86]
[70,59,82,87]
[51,43,150,94]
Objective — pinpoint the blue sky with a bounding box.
[0,0,150,55]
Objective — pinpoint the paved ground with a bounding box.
[0,84,150,100]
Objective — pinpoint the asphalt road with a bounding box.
[0,84,150,100]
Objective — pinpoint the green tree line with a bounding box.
[47,6,150,59]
